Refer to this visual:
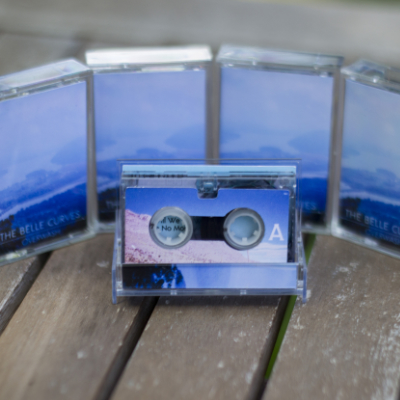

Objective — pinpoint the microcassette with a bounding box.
[112,161,306,302]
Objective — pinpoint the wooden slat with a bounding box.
[0,235,157,400]
[0,32,81,75]
[1,0,400,66]
[263,235,400,400]
[0,255,48,335]
[111,295,288,400]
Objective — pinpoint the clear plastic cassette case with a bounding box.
[332,60,400,259]
[112,160,306,303]
[0,59,97,266]
[86,46,212,231]
[216,45,343,233]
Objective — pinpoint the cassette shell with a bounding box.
[112,159,307,303]
[216,45,344,235]
[86,46,213,233]
[331,60,400,260]
[0,59,97,267]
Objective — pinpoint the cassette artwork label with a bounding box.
[94,70,207,223]
[0,82,88,256]
[124,187,290,264]
[219,67,333,226]
[339,80,400,249]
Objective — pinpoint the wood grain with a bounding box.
[111,295,287,400]
[0,255,48,335]
[263,235,400,400]
[0,235,156,400]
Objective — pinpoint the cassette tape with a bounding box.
[86,46,212,231]
[216,45,343,233]
[0,59,97,267]
[112,160,306,302]
[332,60,400,259]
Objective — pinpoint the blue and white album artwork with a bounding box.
[123,187,292,290]
[0,82,87,256]
[219,67,334,226]
[94,70,207,223]
[339,80,400,249]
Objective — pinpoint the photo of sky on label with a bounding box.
[219,67,333,226]
[0,82,88,256]
[93,70,207,223]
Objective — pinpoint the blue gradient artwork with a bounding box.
[0,82,87,256]
[93,70,207,222]
[219,67,334,226]
[339,80,400,249]
[122,264,298,291]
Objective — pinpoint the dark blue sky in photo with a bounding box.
[219,67,333,179]
[94,69,207,195]
[0,82,87,193]
[0,82,87,216]
[94,70,206,163]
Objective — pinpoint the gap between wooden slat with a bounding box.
[246,295,290,400]
[101,296,290,400]
[95,297,159,400]
[262,235,400,400]
[0,252,50,336]
[254,233,316,398]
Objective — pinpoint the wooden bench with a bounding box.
[2,5,400,396]
[2,232,400,400]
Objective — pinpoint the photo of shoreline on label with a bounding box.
[124,187,289,265]
[339,80,400,249]
[0,82,88,256]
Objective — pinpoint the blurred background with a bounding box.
[0,0,399,75]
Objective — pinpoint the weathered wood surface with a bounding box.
[0,235,157,400]
[0,32,81,75]
[1,0,400,66]
[111,295,288,400]
[0,255,48,336]
[263,235,400,400]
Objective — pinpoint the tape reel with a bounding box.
[149,206,265,251]
[223,208,265,251]
[149,207,193,249]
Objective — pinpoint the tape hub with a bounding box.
[223,208,265,250]
[149,207,193,249]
